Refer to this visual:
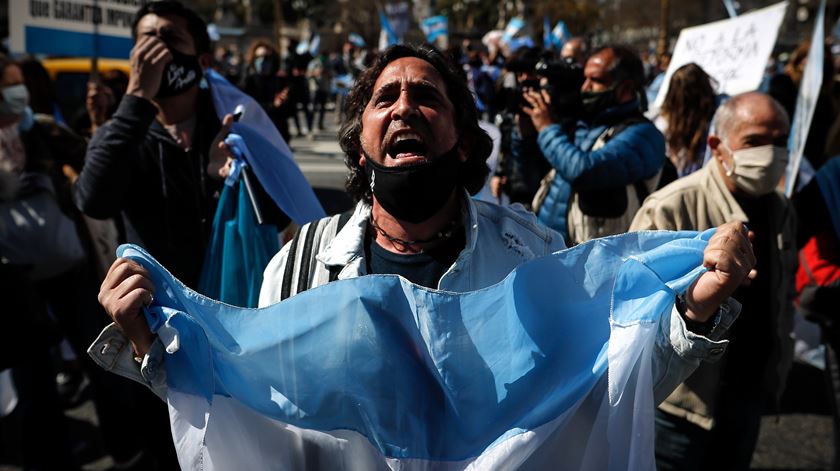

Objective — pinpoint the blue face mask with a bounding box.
[0,84,29,118]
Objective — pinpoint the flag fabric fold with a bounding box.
[125,229,712,470]
[197,177,278,308]
[206,69,325,225]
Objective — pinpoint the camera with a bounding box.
[534,57,584,117]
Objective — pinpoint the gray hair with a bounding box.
[710,92,790,144]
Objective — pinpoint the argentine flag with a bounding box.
[379,11,400,50]
[348,32,367,48]
[552,21,572,49]
[421,16,449,44]
[127,229,715,470]
[502,17,526,44]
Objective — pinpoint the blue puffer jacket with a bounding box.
[535,100,665,239]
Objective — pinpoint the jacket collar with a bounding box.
[317,190,479,268]
[587,98,642,126]
[703,159,749,223]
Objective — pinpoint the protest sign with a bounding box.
[652,2,788,110]
[10,0,139,58]
[786,0,825,196]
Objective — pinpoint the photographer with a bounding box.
[524,44,664,245]
[490,48,553,206]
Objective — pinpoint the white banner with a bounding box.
[10,0,142,58]
[652,2,788,110]
[786,0,825,196]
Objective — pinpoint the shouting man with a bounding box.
[94,45,757,469]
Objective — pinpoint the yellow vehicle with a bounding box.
[41,57,131,81]
[40,58,130,125]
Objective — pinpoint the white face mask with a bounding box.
[721,143,789,197]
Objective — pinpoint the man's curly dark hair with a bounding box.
[338,44,493,203]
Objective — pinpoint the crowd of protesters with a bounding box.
[3,1,840,470]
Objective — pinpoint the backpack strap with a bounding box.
[280,225,304,301]
[295,221,321,294]
[328,210,354,282]
[599,114,655,207]
[280,209,356,301]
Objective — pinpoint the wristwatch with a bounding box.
[676,294,720,336]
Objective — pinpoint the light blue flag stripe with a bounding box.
[380,11,399,46]
[543,16,552,50]
[552,21,572,48]
[421,16,448,43]
[506,37,534,52]
[310,34,321,56]
[722,0,739,18]
[123,229,710,462]
[206,70,325,224]
[502,17,525,43]
[348,33,367,48]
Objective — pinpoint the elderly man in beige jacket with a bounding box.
[630,92,797,471]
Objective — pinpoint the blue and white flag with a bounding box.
[506,36,534,52]
[379,10,400,50]
[206,69,325,224]
[348,32,367,48]
[552,21,572,48]
[421,15,449,43]
[786,0,825,196]
[126,229,713,470]
[309,34,321,56]
[543,16,552,50]
[501,17,525,43]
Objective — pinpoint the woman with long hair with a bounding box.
[656,63,719,183]
[242,39,293,142]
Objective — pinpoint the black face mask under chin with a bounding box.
[157,49,204,98]
[362,144,462,224]
[580,87,617,118]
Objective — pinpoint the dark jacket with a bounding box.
[495,115,552,205]
[535,100,664,240]
[73,92,222,288]
[243,73,293,143]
